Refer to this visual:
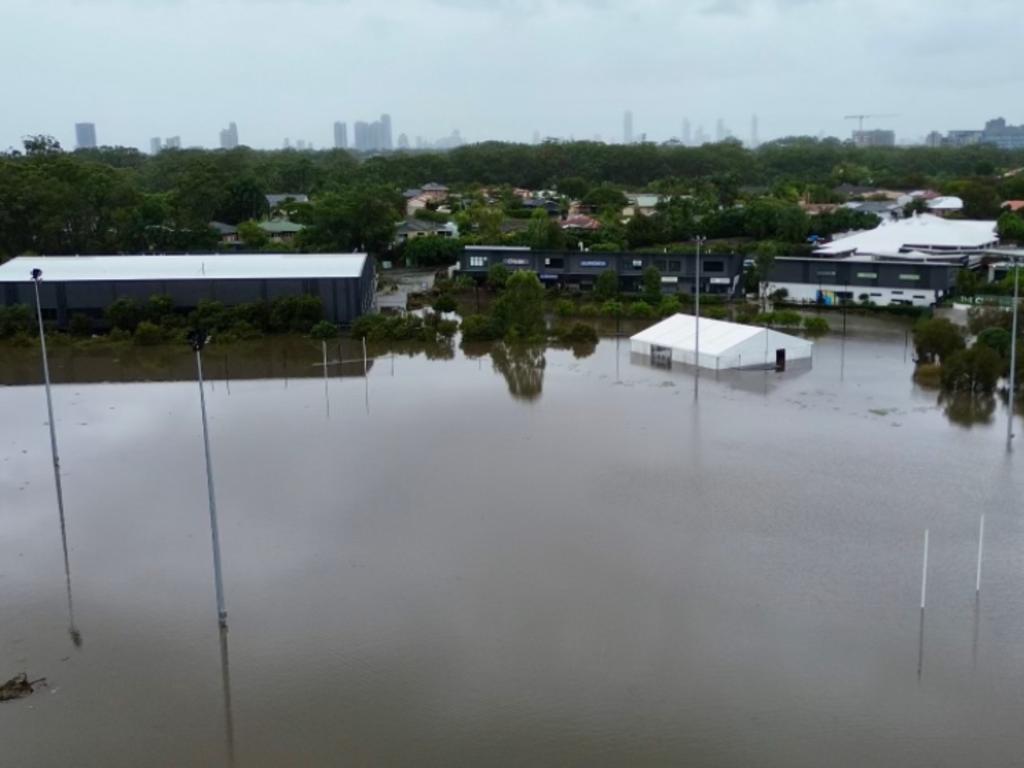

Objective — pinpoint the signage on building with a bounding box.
[709,277,731,285]
[661,276,679,284]
[580,259,608,268]
[856,272,878,279]
[539,273,558,281]
[504,258,530,266]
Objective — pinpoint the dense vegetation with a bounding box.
[3,135,1023,260]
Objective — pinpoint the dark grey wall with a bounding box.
[769,258,959,293]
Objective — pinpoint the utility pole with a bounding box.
[695,236,706,378]
[1008,256,1019,450]
[189,329,228,627]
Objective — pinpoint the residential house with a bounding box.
[561,214,602,232]
[210,221,239,245]
[259,220,305,243]
[394,218,459,244]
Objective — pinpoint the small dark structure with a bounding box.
[0,253,376,328]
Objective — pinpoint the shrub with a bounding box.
[803,316,830,336]
[600,299,625,318]
[975,326,1011,358]
[703,305,728,320]
[913,317,965,364]
[913,363,943,388]
[189,300,230,332]
[578,303,599,317]
[432,294,458,314]
[146,294,174,323]
[0,304,33,338]
[229,320,261,340]
[231,302,271,332]
[628,301,655,319]
[657,296,682,317]
[594,269,619,301]
[107,327,132,342]
[554,298,575,318]
[310,320,339,340]
[68,313,92,337]
[487,263,510,290]
[133,320,165,346]
[556,322,599,344]
[106,297,141,333]
[941,345,1003,393]
[434,318,459,338]
[269,295,324,333]
[773,309,802,327]
[460,314,499,342]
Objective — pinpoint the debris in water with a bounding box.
[0,673,47,702]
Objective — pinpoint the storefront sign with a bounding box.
[580,259,608,268]
[504,257,530,266]
[709,277,731,285]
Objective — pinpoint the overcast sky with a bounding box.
[3,0,1021,152]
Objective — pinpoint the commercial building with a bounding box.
[459,246,745,295]
[333,121,348,149]
[765,256,961,308]
[630,314,813,371]
[852,129,895,148]
[0,254,375,327]
[936,117,1024,150]
[219,122,239,149]
[814,214,998,259]
[74,123,97,149]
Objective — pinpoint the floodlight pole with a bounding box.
[1007,256,1019,450]
[695,236,705,378]
[191,330,228,627]
[31,270,79,646]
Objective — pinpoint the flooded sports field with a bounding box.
[3,317,1024,767]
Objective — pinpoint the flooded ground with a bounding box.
[3,316,1024,767]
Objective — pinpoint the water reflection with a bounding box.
[941,393,996,427]
[491,344,546,401]
[218,625,237,768]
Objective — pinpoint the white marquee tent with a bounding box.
[630,314,813,371]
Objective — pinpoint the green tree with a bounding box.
[997,211,1024,244]
[955,269,980,298]
[492,270,546,340]
[106,297,142,332]
[754,242,778,311]
[237,220,269,249]
[594,268,619,301]
[526,208,566,250]
[913,317,965,364]
[642,265,662,305]
[941,345,1003,393]
[487,263,510,290]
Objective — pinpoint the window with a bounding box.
[655,259,668,271]
[703,260,723,272]
[816,270,836,278]
[631,259,644,269]
[899,274,921,281]
[469,256,486,267]
[545,257,564,268]
[892,290,903,295]
[913,295,926,299]
[668,260,681,272]
[870,292,882,297]
[857,272,878,279]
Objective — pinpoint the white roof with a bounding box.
[0,253,369,283]
[927,196,964,211]
[630,313,806,357]
[815,213,997,256]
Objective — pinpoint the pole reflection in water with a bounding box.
[972,593,980,670]
[322,340,330,419]
[218,625,237,768]
[917,606,925,681]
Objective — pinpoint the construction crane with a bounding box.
[844,113,899,131]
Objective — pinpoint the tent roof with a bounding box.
[630,313,807,356]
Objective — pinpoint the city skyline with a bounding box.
[4,0,1020,152]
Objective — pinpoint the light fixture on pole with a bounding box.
[189,328,228,627]
[31,268,81,647]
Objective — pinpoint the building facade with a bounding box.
[0,254,376,327]
[459,246,745,295]
[853,129,896,148]
[333,121,348,149]
[74,123,97,149]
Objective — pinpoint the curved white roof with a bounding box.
[927,196,964,211]
[815,213,997,256]
[0,253,368,283]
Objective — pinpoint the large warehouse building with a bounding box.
[0,253,376,326]
[630,314,813,371]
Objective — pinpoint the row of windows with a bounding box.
[466,256,727,273]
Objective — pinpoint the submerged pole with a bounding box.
[920,528,929,611]
[976,514,985,594]
[362,336,368,377]
[31,270,79,647]
[1007,257,1019,449]
[190,330,227,627]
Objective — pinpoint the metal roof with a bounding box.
[816,214,997,256]
[0,253,369,283]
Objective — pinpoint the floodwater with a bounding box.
[3,317,1024,767]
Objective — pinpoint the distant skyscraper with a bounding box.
[165,136,181,149]
[750,114,759,149]
[354,121,370,151]
[75,122,97,149]
[397,133,409,150]
[694,125,708,145]
[623,110,633,144]
[283,137,291,149]
[715,118,727,142]
[380,114,393,151]
[681,119,691,146]
[219,121,238,149]
[150,137,162,155]
[852,129,895,148]
[333,121,348,149]
[296,139,308,150]
[532,129,541,145]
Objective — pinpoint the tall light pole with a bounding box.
[1007,256,1019,450]
[695,235,706,375]
[189,329,228,627]
[31,269,80,647]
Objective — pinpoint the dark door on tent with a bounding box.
[775,348,786,371]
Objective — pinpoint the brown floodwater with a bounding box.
[2,317,1024,767]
